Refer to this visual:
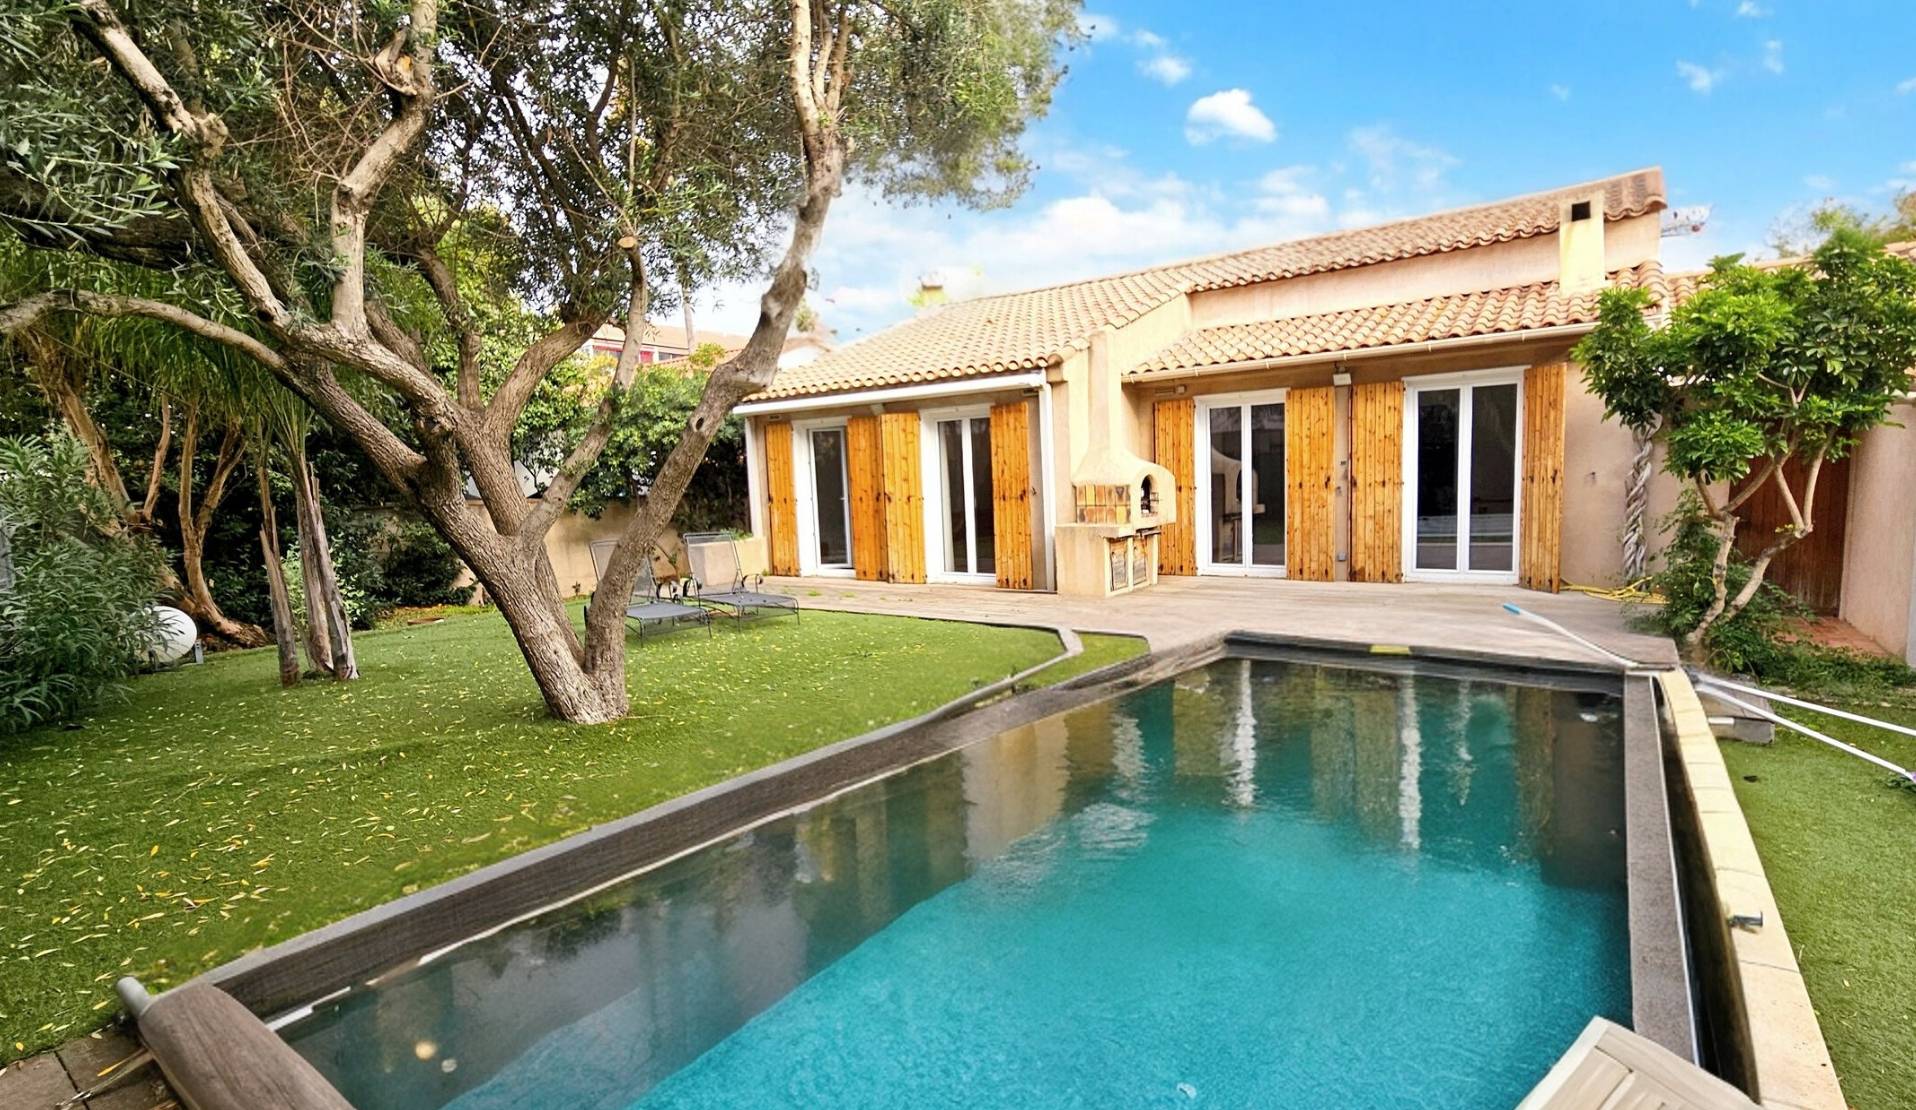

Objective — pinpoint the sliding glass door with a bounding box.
[1196,392,1286,575]
[1406,372,1521,580]
[931,413,995,578]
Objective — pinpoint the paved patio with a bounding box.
[766,575,1681,670]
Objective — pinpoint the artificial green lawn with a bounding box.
[1022,632,1148,689]
[0,607,1061,1060]
[1721,700,1916,1110]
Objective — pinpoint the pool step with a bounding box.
[1519,1017,1758,1110]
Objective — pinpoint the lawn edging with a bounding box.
[1658,669,1845,1109]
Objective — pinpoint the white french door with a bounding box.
[794,420,853,575]
[921,408,996,581]
[1194,390,1287,576]
[1403,369,1523,583]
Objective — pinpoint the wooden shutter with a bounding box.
[847,414,888,581]
[763,420,799,575]
[1348,381,1405,583]
[1520,362,1567,592]
[989,400,1036,589]
[1284,386,1336,582]
[1154,398,1197,575]
[878,412,925,583]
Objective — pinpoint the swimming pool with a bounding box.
[282,656,1632,1108]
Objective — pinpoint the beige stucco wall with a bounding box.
[1839,412,1916,660]
[454,501,687,600]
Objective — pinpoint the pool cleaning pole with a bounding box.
[1697,674,1916,742]
[1500,602,1643,669]
[1694,683,1916,784]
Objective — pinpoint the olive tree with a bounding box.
[0,0,1076,722]
[1575,230,1916,659]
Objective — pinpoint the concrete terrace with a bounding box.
[764,575,1680,670]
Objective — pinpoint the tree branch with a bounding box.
[0,290,286,371]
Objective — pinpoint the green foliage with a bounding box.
[1577,232,1916,484]
[1646,493,1916,690]
[516,362,747,530]
[0,432,165,734]
[328,514,470,622]
[1641,492,1802,669]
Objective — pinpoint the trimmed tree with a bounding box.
[0,0,1075,722]
[1575,230,1916,660]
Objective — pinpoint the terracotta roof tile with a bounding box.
[756,168,1665,400]
[1133,264,1667,375]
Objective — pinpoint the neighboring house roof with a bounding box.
[1659,239,1914,307]
[755,167,1666,400]
[1136,263,1667,375]
[591,320,756,353]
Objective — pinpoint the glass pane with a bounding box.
[939,420,968,573]
[1208,406,1243,565]
[1414,390,1460,571]
[970,418,996,575]
[1249,403,1286,567]
[1468,384,1519,572]
[812,429,850,566]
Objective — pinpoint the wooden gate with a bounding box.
[1733,455,1850,613]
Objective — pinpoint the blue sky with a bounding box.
[697,0,1916,339]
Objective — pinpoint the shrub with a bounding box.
[328,514,469,624]
[0,433,166,734]
[1647,491,1916,693]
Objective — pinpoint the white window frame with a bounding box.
[919,405,997,584]
[1193,388,1289,578]
[1401,366,1525,585]
[792,416,855,577]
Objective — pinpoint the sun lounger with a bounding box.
[681,532,799,623]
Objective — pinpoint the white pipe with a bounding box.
[1501,602,1644,669]
[733,371,1046,416]
[1695,684,1916,784]
[1697,675,1916,742]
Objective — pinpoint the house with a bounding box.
[735,168,1686,599]
[587,320,757,365]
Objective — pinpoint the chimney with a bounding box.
[1558,190,1606,296]
[913,273,948,312]
[1053,332,1176,597]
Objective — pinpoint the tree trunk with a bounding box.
[255,451,301,687]
[293,452,357,680]
[174,407,269,647]
[479,548,628,723]
[290,474,334,674]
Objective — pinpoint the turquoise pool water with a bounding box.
[285,658,1631,1108]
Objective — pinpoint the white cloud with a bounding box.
[1130,29,1166,49]
[1140,54,1192,86]
[1548,83,1571,101]
[1736,0,1768,16]
[1897,76,1916,95]
[1076,12,1121,41]
[1347,125,1459,194]
[1803,174,1837,192]
[1184,89,1276,144]
[1762,40,1784,75]
[1677,60,1725,94]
